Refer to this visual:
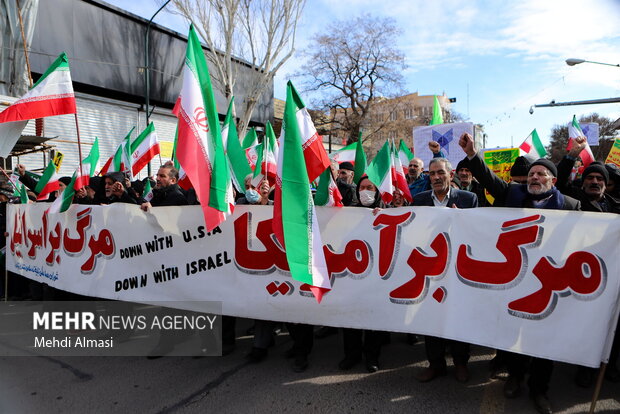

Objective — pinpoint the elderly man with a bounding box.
[407,141,445,197]
[103,172,137,204]
[335,161,358,206]
[458,132,580,414]
[412,157,477,384]
[454,158,489,206]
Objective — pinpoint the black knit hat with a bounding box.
[605,163,620,183]
[582,162,609,184]
[59,176,72,186]
[455,158,470,172]
[339,161,355,172]
[510,156,531,177]
[529,159,557,177]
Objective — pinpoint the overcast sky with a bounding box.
[106,0,620,150]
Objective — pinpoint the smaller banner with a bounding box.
[482,147,519,204]
[605,137,620,167]
[580,122,600,147]
[52,151,64,171]
[413,122,474,169]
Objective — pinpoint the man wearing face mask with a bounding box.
[412,158,477,385]
[338,175,388,373]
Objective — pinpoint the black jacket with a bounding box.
[151,184,188,207]
[556,156,620,214]
[466,154,580,211]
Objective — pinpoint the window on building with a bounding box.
[404,108,413,119]
[389,111,397,121]
[388,130,397,140]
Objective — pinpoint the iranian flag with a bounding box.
[243,128,260,170]
[273,81,332,303]
[100,129,134,175]
[130,122,160,176]
[366,140,394,204]
[34,160,60,201]
[47,171,77,214]
[75,137,100,190]
[391,141,411,202]
[171,127,192,190]
[251,121,278,187]
[221,97,251,192]
[519,129,547,162]
[0,52,77,158]
[143,179,154,202]
[329,142,357,164]
[314,166,343,207]
[568,115,595,167]
[173,25,233,232]
[398,139,414,175]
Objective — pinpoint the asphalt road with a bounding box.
[1,319,619,414]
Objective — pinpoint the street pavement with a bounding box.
[1,319,619,414]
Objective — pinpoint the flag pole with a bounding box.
[74,114,84,181]
[0,169,20,193]
[16,0,33,87]
[589,363,607,413]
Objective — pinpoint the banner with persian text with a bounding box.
[7,203,620,367]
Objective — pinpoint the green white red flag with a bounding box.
[143,179,153,202]
[100,128,134,175]
[173,25,233,232]
[0,52,77,158]
[75,137,100,190]
[314,166,343,207]
[171,127,191,190]
[398,140,414,175]
[129,122,160,176]
[273,81,332,303]
[242,128,260,170]
[519,129,547,162]
[391,141,411,202]
[47,171,77,214]
[568,115,595,167]
[34,160,60,201]
[252,121,278,187]
[366,140,394,204]
[221,97,252,192]
[329,142,357,164]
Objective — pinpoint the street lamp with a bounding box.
[565,58,620,68]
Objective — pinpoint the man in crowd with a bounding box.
[103,172,137,204]
[454,158,489,206]
[556,137,620,387]
[407,141,445,197]
[458,132,580,414]
[412,157,478,383]
[141,166,188,210]
[335,161,358,206]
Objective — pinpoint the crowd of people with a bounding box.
[2,134,620,414]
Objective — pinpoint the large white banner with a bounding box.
[7,204,620,368]
[413,122,474,168]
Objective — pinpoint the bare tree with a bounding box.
[170,0,304,137]
[296,14,406,145]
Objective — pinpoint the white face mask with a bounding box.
[359,190,376,206]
